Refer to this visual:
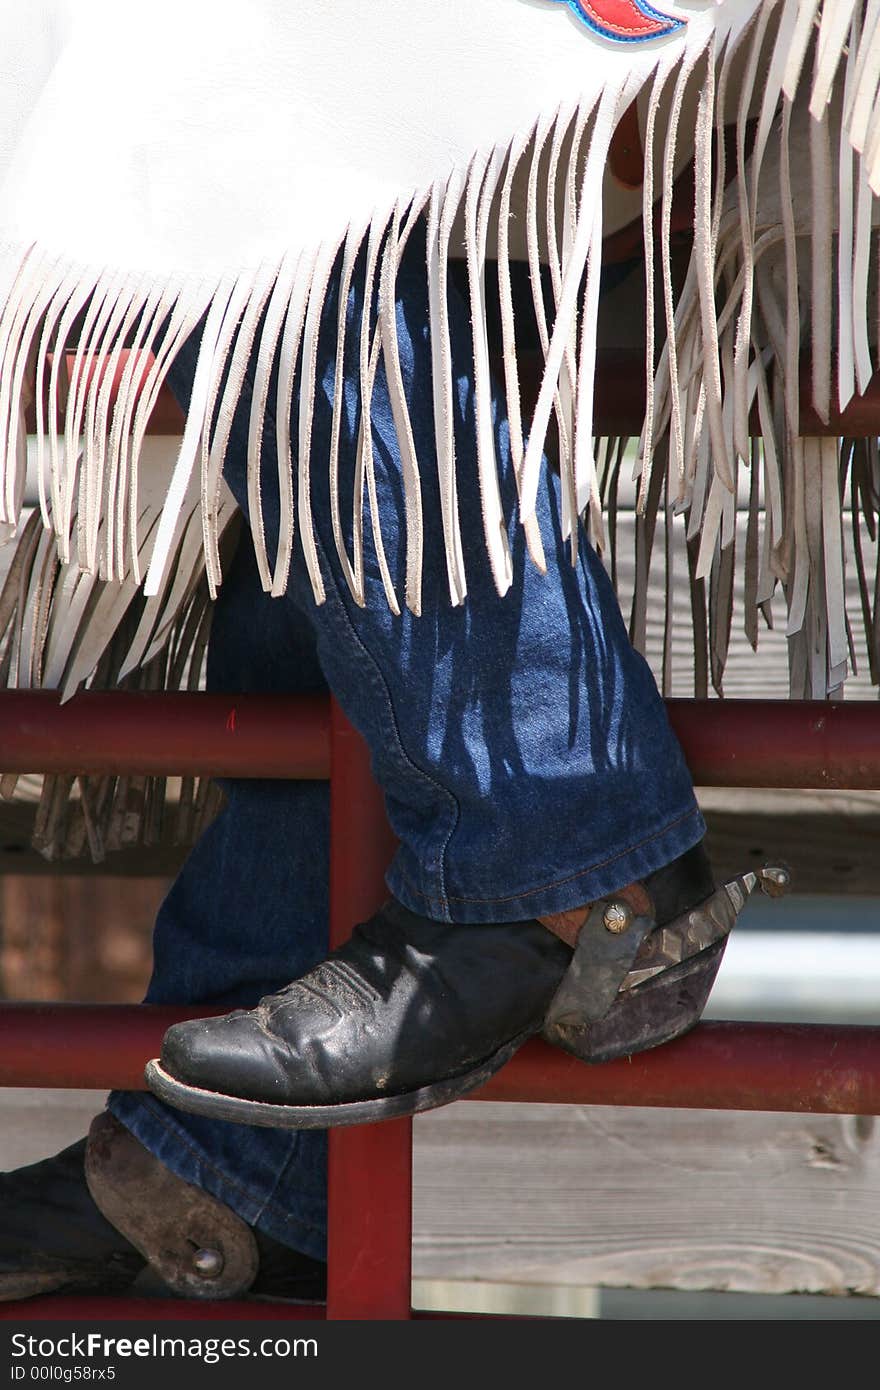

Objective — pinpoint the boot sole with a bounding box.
[144,1030,532,1129]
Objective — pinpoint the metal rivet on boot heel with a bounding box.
[603,901,634,934]
[192,1248,225,1279]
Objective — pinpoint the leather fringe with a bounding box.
[0,0,879,857]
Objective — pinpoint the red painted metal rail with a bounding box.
[0,691,330,780]
[0,691,878,789]
[1,1005,878,1116]
[326,702,411,1321]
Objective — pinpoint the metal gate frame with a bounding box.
[0,691,879,1319]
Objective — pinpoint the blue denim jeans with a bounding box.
[109,240,703,1263]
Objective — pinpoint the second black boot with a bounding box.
[0,1112,326,1304]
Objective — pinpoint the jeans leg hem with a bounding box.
[106,1093,327,1264]
[387,802,706,923]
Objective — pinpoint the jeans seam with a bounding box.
[305,543,462,918]
[394,802,702,910]
[251,1139,311,1229]
[242,368,462,916]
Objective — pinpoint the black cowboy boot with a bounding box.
[0,1112,326,1303]
[146,843,790,1130]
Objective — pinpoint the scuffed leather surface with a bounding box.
[160,841,715,1107]
[161,901,574,1106]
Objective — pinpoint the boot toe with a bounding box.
[161,1013,298,1105]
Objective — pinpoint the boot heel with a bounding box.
[544,936,726,1062]
[542,863,791,1064]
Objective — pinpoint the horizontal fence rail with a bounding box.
[1,1005,878,1115]
[0,691,879,788]
[0,691,331,779]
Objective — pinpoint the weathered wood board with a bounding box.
[3,786,880,896]
[699,788,880,898]
[4,1089,880,1302]
[412,1101,880,1298]
[0,875,169,1002]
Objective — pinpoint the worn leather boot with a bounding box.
[0,1112,326,1303]
[146,843,790,1130]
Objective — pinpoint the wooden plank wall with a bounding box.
[0,876,168,1001]
[1,1085,878,1304]
[412,1102,880,1300]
